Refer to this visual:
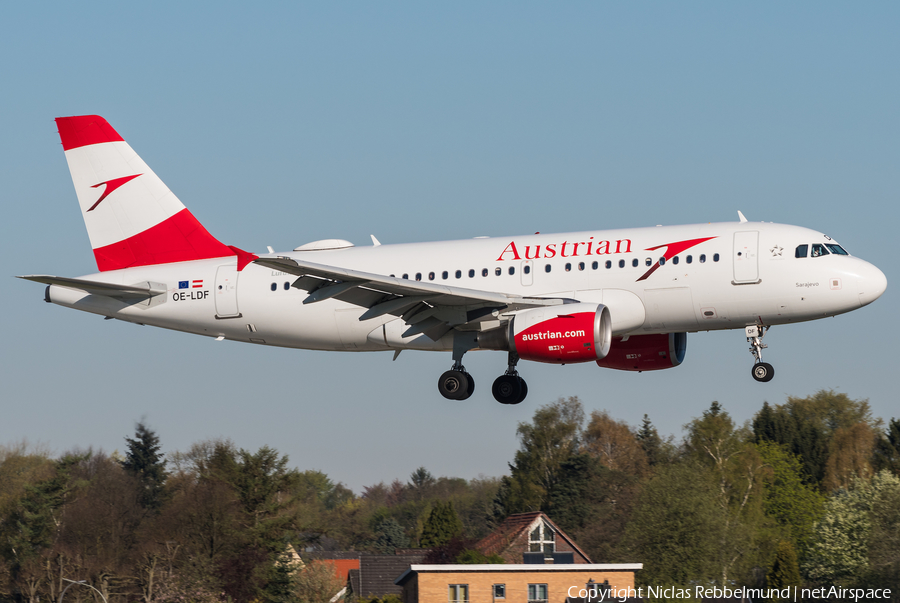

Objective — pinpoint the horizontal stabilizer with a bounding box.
[17,275,165,300]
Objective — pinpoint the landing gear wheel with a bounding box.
[492,375,522,404]
[751,362,774,383]
[439,370,472,400]
[516,377,528,403]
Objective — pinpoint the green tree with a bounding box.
[803,470,900,586]
[122,421,169,511]
[684,402,769,584]
[625,462,724,587]
[494,397,584,516]
[636,414,673,467]
[420,501,463,547]
[872,418,900,476]
[372,517,409,553]
[766,541,802,596]
[757,441,825,552]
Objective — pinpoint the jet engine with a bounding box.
[595,332,687,371]
[478,303,612,364]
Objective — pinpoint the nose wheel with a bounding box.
[746,325,775,382]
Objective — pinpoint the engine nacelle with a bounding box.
[478,303,612,364]
[595,332,687,371]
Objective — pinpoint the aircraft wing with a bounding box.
[254,256,567,340]
[17,275,166,301]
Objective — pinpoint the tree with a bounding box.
[294,560,345,603]
[636,415,673,467]
[625,462,724,587]
[803,470,900,586]
[823,422,876,491]
[372,517,409,554]
[757,441,825,553]
[420,501,463,547]
[582,411,648,477]
[122,422,169,511]
[872,418,900,476]
[495,397,584,516]
[766,541,801,596]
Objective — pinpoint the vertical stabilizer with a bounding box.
[56,115,234,272]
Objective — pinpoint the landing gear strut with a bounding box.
[747,325,774,382]
[492,352,528,404]
[438,332,476,400]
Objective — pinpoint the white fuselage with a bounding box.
[46,220,886,355]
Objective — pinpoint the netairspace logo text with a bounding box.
[566,585,893,602]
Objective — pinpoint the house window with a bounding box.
[529,522,555,554]
[449,584,469,603]
[493,584,506,599]
[528,583,548,603]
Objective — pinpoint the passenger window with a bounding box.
[632,258,639,267]
[659,257,666,266]
[699,254,706,263]
[686,255,692,264]
[428,272,435,281]
[284,282,290,290]
[468,269,475,278]
[416,273,422,281]
[565,263,572,272]
[826,244,849,255]
[482,268,488,277]
[402,273,409,279]
[442,271,448,280]
[592,261,598,270]
[605,260,612,269]
[509,266,515,275]
[495,267,502,276]
[618,259,625,268]
[578,262,585,271]
[270,283,277,291]
[713,253,720,262]
[811,244,830,257]
[795,245,808,258]
[455,270,462,279]
[645,258,652,266]
[672,256,679,265]
[524,265,531,274]
[545,264,552,273]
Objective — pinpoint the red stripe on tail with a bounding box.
[92,208,235,271]
[56,115,125,151]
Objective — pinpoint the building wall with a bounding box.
[412,570,635,602]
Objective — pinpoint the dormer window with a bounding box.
[529,522,555,554]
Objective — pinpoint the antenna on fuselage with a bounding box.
[738,211,748,223]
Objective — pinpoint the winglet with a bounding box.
[738,211,748,223]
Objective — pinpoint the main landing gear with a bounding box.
[747,325,774,383]
[436,343,528,404]
[492,352,528,405]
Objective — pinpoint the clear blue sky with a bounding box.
[2,2,897,491]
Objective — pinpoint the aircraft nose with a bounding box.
[858,262,887,307]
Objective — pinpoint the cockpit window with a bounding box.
[825,244,849,256]
[811,244,830,257]
[795,245,808,258]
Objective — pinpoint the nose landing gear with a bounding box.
[747,324,774,382]
[492,352,528,404]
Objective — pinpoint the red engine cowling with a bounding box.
[511,303,612,364]
[596,332,687,371]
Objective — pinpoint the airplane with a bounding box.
[19,115,887,404]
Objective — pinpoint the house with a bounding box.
[476,512,592,564]
[395,563,642,603]
[347,552,429,600]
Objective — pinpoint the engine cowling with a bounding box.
[595,332,687,371]
[478,303,612,364]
